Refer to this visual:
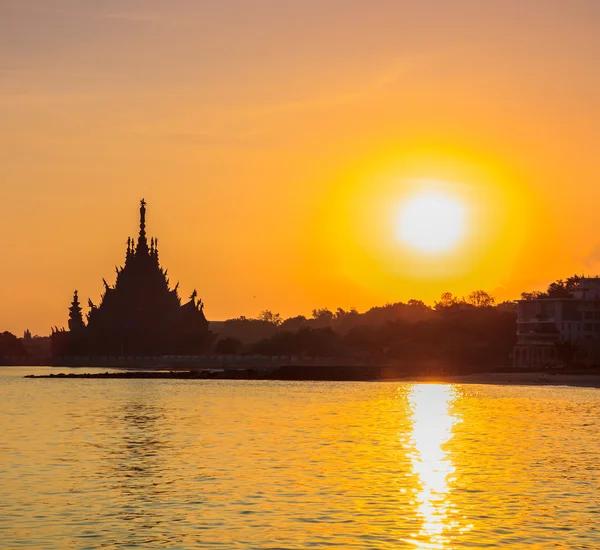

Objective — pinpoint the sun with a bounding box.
[396,191,466,254]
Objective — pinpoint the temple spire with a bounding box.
[136,198,149,255]
[68,291,85,332]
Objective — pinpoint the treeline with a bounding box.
[0,332,28,358]
[0,331,51,360]
[208,275,584,367]
[520,275,581,300]
[213,290,517,368]
[1,276,585,366]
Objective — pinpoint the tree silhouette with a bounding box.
[257,310,283,326]
[520,274,582,300]
[215,337,243,355]
[466,290,496,307]
[0,332,27,358]
[434,292,458,310]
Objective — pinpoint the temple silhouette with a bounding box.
[52,200,213,356]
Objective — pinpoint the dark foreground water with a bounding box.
[2,367,600,549]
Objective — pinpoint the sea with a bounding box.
[1,366,600,549]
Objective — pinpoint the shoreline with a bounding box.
[22,369,600,388]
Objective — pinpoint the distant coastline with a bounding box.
[23,365,600,388]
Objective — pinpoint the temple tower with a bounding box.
[68,291,86,332]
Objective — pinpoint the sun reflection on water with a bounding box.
[406,384,467,548]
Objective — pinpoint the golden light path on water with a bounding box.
[406,384,472,548]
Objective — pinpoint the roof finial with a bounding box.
[136,199,149,255]
[140,198,147,231]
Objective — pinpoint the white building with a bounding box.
[513,277,600,366]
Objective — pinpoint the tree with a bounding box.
[434,292,458,310]
[215,337,243,355]
[465,290,495,308]
[547,275,581,298]
[257,310,283,326]
[0,332,28,358]
[296,327,339,357]
[312,308,334,320]
[521,275,582,300]
[311,308,334,327]
[496,300,517,313]
[344,325,383,354]
[520,291,546,300]
[220,317,277,344]
[280,315,308,332]
[334,307,347,320]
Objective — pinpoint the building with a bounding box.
[52,200,213,356]
[513,277,600,366]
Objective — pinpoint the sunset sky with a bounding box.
[2,0,600,335]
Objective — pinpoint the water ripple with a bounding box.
[1,369,599,548]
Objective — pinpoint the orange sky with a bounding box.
[1,1,600,335]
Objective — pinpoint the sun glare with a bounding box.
[397,191,466,254]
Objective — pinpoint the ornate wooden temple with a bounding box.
[53,200,212,356]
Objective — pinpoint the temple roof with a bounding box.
[60,200,211,355]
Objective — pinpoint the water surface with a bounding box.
[2,367,599,548]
